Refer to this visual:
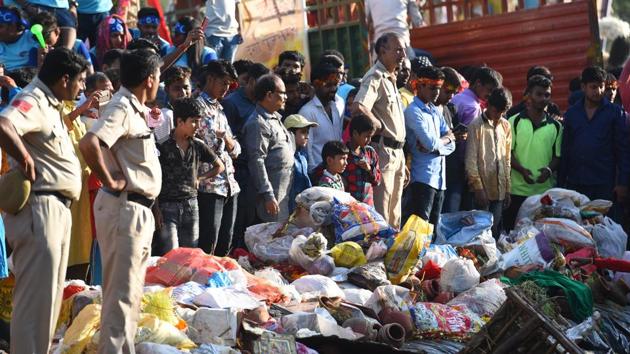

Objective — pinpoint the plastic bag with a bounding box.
[294,187,356,226]
[280,312,359,340]
[516,188,589,224]
[191,343,240,354]
[193,287,262,310]
[289,233,329,272]
[385,215,433,284]
[439,258,480,293]
[245,271,291,304]
[305,255,335,276]
[145,248,242,287]
[187,307,238,346]
[497,232,554,270]
[364,285,415,314]
[343,288,373,306]
[580,199,613,214]
[347,262,391,291]
[365,240,388,261]
[291,275,345,300]
[422,244,458,268]
[332,200,397,244]
[142,288,179,326]
[436,211,500,275]
[135,313,196,349]
[535,218,595,250]
[447,279,507,317]
[409,302,481,340]
[244,222,314,263]
[499,218,539,252]
[61,304,101,354]
[254,267,288,286]
[436,211,493,245]
[136,343,185,354]
[330,242,367,268]
[592,217,628,259]
[172,281,206,306]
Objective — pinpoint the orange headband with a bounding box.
[417,78,444,86]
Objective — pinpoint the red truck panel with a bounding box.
[410,0,602,112]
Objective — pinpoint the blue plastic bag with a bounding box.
[207,271,232,288]
[436,211,493,246]
[331,199,397,244]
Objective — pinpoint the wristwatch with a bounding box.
[69,0,78,8]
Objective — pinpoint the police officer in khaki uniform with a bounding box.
[79,48,162,353]
[353,32,408,229]
[0,48,89,354]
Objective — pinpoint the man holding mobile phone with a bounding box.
[203,0,243,62]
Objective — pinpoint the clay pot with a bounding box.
[420,279,440,300]
[377,323,406,348]
[342,317,381,340]
[400,275,421,291]
[378,307,413,338]
[433,292,455,304]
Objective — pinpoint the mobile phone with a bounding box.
[98,90,112,105]
[201,17,209,30]
[453,123,468,134]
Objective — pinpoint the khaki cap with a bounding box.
[284,114,319,130]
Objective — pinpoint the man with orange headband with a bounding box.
[299,57,345,172]
[404,66,455,230]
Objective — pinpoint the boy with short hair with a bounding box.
[155,66,192,143]
[343,113,381,205]
[318,141,349,190]
[157,97,225,254]
[131,7,171,56]
[465,87,513,238]
[284,114,318,212]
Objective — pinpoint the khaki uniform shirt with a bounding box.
[1,78,82,200]
[90,87,162,199]
[465,114,512,201]
[354,60,406,143]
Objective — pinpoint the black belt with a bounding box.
[101,189,155,209]
[34,191,72,208]
[373,135,405,150]
[127,192,155,208]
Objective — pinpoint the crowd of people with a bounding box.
[0,0,629,353]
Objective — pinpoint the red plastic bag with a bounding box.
[417,260,442,280]
[145,248,240,286]
[245,271,290,305]
[63,284,86,300]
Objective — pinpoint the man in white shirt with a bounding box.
[365,0,423,59]
[204,0,242,62]
[298,57,345,172]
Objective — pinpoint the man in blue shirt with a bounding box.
[404,66,455,228]
[560,66,630,216]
